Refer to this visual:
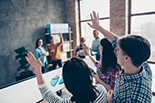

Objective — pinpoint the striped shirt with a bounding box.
[112,36,152,103]
[38,83,108,103]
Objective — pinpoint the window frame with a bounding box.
[128,0,155,63]
[78,0,110,38]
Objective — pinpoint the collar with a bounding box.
[120,66,146,81]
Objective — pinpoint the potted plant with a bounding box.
[14,47,34,81]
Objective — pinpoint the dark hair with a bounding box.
[35,38,42,48]
[80,37,86,42]
[118,35,151,67]
[63,58,97,103]
[50,36,53,39]
[100,38,121,74]
[93,30,98,35]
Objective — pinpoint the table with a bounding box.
[0,67,64,103]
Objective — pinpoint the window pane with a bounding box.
[80,0,109,20]
[81,20,109,47]
[131,14,155,61]
[132,0,155,14]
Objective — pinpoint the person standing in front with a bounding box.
[35,38,48,73]
[92,30,101,61]
[48,33,63,70]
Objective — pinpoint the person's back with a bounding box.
[114,62,152,102]
[111,35,152,103]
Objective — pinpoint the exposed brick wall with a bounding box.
[110,0,128,36]
[66,0,80,56]
[65,0,128,53]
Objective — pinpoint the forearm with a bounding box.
[35,69,45,85]
[39,54,45,59]
[97,26,116,43]
[88,53,96,64]
[97,78,111,90]
[59,37,64,46]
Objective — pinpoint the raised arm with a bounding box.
[26,52,45,85]
[58,33,64,46]
[88,11,116,42]
[86,47,96,64]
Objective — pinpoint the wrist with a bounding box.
[97,25,103,31]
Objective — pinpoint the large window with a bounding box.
[79,0,110,47]
[129,0,155,62]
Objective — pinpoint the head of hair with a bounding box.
[117,35,151,67]
[93,30,98,34]
[35,38,42,48]
[100,38,121,74]
[50,36,53,40]
[80,37,86,42]
[63,57,97,103]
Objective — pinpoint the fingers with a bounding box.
[93,11,97,19]
[90,13,93,20]
[87,23,93,28]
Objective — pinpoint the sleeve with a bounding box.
[111,36,119,49]
[38,83,70,103]
[75,46,79,55]
[58,37,64,46]
[110,70,119,90]
[35,49,40,60]
[95,84,107,94]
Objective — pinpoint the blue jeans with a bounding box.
[42,66,46,73]
[96,54,101,61]
[52,59,62,70]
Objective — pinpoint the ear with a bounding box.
[125,56,131,62]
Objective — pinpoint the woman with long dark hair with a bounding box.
[26,52,108,103]
[87,38,122,90]
[35,38,48,73]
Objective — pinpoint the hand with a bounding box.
[58,33,62,37]
[91,72,99,81]
[25,51,42,72]
[50,49,55,53]
[87,11,100,30]
[77,51,80,55]
[108,90,114,103]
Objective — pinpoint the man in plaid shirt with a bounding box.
[88,11,152,103]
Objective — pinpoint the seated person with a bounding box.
[26,52,108,103]
[75,37,87,59]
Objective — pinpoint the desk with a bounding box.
[0,68,64,103]
[83,55,96,71]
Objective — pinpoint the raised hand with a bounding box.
[25,51,42,72]
[58,33,62,37]
[87,11,100,30]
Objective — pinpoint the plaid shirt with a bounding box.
[112,36,152,103]
[95,61,120,90]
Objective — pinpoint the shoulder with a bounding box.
[35,48,40,52]
[96,84,107,93]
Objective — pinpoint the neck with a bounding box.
[124,64,141,75]
[95,37,99,39]
[38,46,42,48]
